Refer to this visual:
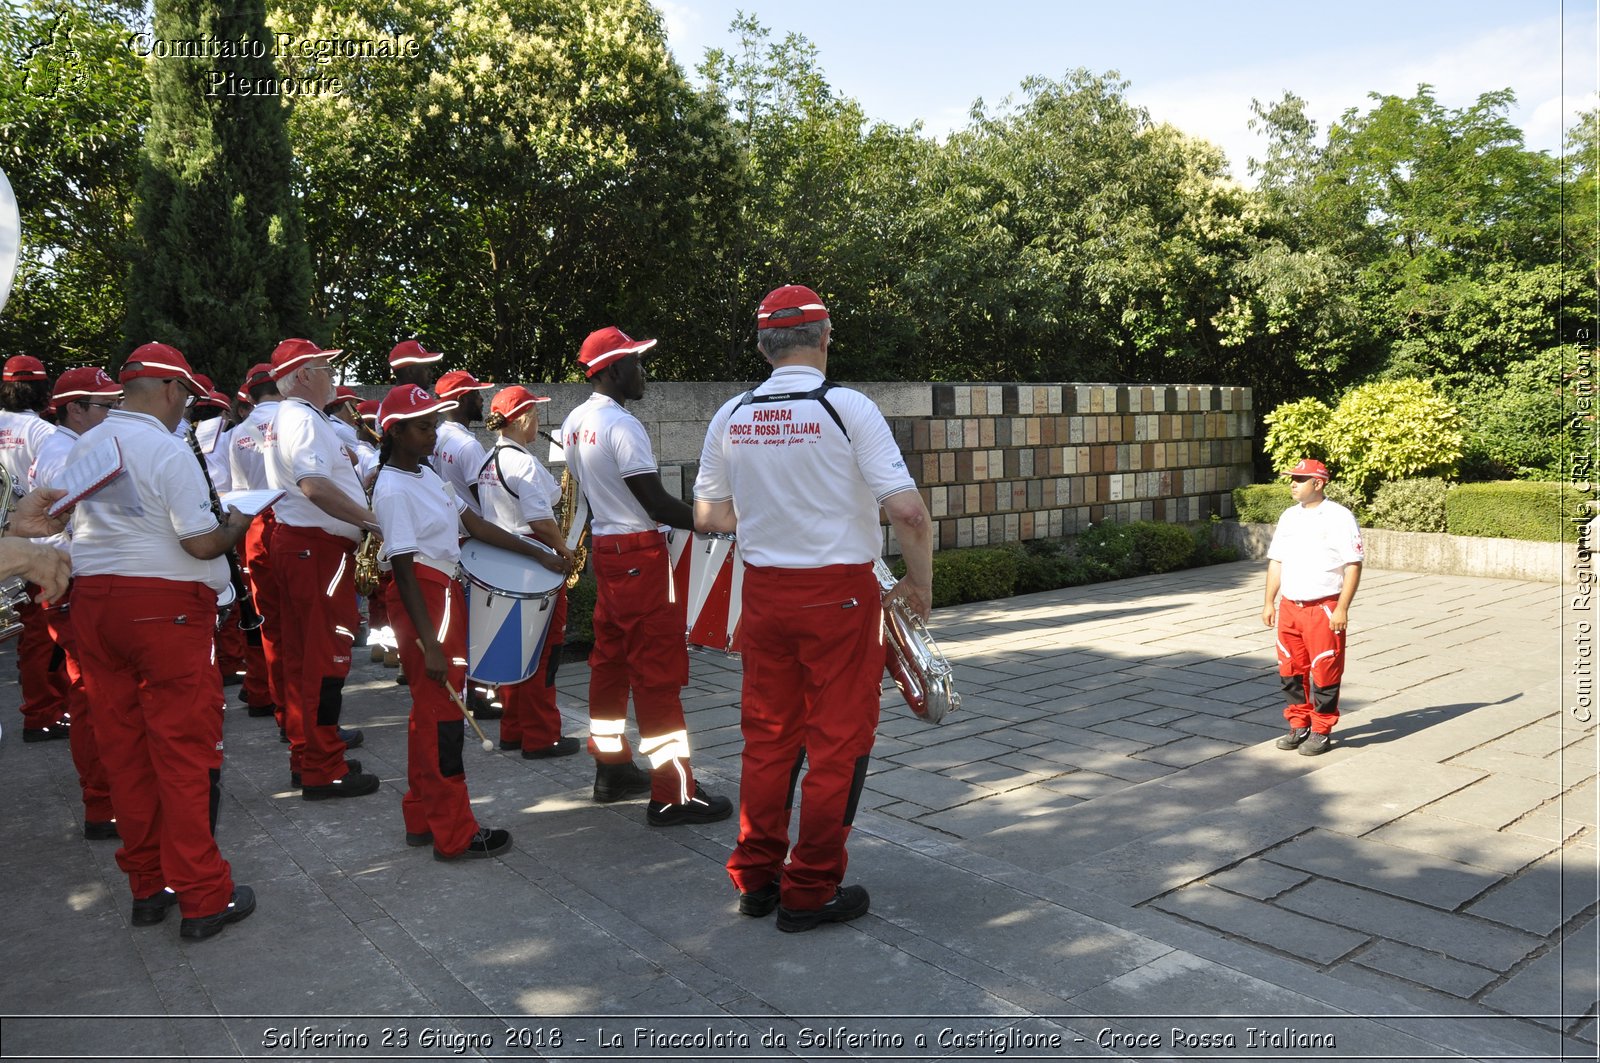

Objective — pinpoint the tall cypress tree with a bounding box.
[125,0,311,386]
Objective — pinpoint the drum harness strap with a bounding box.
[735,381,849,441]
[485,443,522,499]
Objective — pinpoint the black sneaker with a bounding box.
[222,672,243,687]
[83,820,119,841]
[468,691,502,720]
[1276,726,1311,750]
[738,881,780,917]
[593,761,652,803]
[338,726,364,750]
[301,769,380,801]
[776,885,870,933]
[246,703,276,718]
[523,736,581,760]
[1299,731,1333,757]
[647,783,733,826]
[434,827,512,861]
[292,759,361,789]
[22,722,70,743]
[131,887,178,927]
[179,885,256,940]
[405,830,433,847]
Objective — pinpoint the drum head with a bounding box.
[459,538,564,598]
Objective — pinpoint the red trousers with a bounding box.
[588,531,694,803]
[272,525,359,787]
[15,594,66,728]
[499,586,567,751]
[244,515,286,720]
[387,571,479,855]
[727,563,882,910]
[71,575,234,918]
[1277,594,1347,734]
[42,597,113,822]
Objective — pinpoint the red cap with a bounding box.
[578,326,656,377]
[388,340,443,368]
[377,384,456,431]
[194,373,215,393]
[3,355,47,382]
[268,338,344,381]
[121,342,205,396]
[435,369,493,398]
[244,362,273,387]
[334,385,360,404]
[196,389,231,410]
[757,284,828,329]
[1283,458,1330,481]
[49,367,121,409]
[489,385,549,422]
[356,399,379,423]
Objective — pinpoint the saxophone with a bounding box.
[354,467,382,596]
[556,466,588,590]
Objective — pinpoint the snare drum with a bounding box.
[458,538,564,684]
[684,532,743,655]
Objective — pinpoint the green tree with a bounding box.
[126,0,313,386]
[0,0,149,365]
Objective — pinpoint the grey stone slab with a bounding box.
[914,786,1085,838]
[1151,883,1369,965]
[1033,770,1138,800]
[1014,721,1151,754]
[1277,878,1542,970]
[1465,849,1600,935]
[885,736,1016,772]
[1364,812,1558,874]
[1127,706,1193,727]
[1169,713,1287,745]
[1088,718,1181,746]
[939,758,1056,789]
[1266,829,1505,910]
[866,766,996,811]
[1347,939,1500,997]
[1451,745,1566,784]
[1133,735,1241,768]
[1423,774,1566,831]
[1127,688,1261,718]
[1481,917,1599,1025]
[1231,752,1486,834]
[1207,860,1312,902]
[1504,802,1591,844]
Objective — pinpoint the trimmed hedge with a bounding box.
[565,571,597,644]
[1367,478,1447,533]
[1446,481,1591,543]
[1233,483,1293,524]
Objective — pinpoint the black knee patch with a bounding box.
[1311,682,1341,715]
[785,747,807,810]
[316,676,345,727]
[841,754,870,827]
[437,720,465,778]
[208,767,222,836]
[544,650,561,688]
[1280,672,1307,705]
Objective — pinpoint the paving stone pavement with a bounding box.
[0,561,1593,1062]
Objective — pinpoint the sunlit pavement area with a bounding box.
[0,561,1593,1061]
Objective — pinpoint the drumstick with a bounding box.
[416,639,496,752]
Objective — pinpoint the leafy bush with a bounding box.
[1367,478,1447,532]
[1451,347,1575,481]
[1323,480,1368,522]
[1262,397,1332,472]
[1075,522,1140,580]
[1446,481,1594,543]
[928,546,1019,607]
[1232,483,1294,524]
[1324,379,1464,494]
[1192,519,1240,564]
[1130,521,1197,573]
[565,571,597,645]
[1007,539,1087,594]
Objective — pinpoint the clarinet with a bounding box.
[185,422,264,638]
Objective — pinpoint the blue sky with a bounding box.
[659,0,1597,180]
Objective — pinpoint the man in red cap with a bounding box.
[67,342,258,939]
[558,326,732,824]
[224,362,287,721]
[695,284,933,932]
[29,367,122,836]
[388,339,443,392]
[263,339,381,798]
[0,353,68,739]
[1261,458,1364,757]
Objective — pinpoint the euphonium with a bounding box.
[875,558,959,724]
[555,467,588,590]
[0,465,38,641]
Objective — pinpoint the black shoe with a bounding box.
[433,827,512,861]
[131,887,178,927]
[246,703,276,718]
[498,738,521,751]
[593,761,652,803]
[301,769,380,800]
[1276,726,1311,750]
[22,722,70,743]
[396,671,407,685]
[179,885,256,940]
[647,783,733,826]
[776,885,870,933]
[738,881,780,917]
[522,736,581,760]
[338,726,364,750]
[292,759,361,789]
[278,727,288,744]
[83,820,118,841]
[468,692,502,721]
[405,830,433,847]
[1299,731,1333,757]
[236,690,251,705]
[222,672,243,687]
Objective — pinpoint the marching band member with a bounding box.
[190,375,253,691]
[475,385,581,759]
[389,339,443,392]
[0,354,68,740]
[327,386,379,477]
[67,343,257,940]
[432,370,492,515]
[263,339,379,799]
[371,384,566,859]
[227,363,286,723]
[559,327,732,825]
[30,367,121,837]
[694,285,933,931]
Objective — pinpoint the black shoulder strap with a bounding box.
[736,380,848,441]
[486,443,519,499]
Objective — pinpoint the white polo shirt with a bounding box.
[228,400,278,492]
[266,397,365,541]
[695,365,916,568]
[372,464,466,578]
[433,420,488,517]
[559,394,659,536]
[476,438,559,534]
[1268,498,1364,601]
[0,410,54,498]
[29,425,78,555]
[67,410,229,595]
